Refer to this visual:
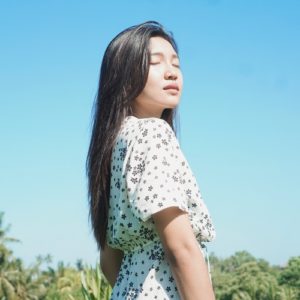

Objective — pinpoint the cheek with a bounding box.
[145,68,162,88]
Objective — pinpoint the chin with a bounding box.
[165,102,179,109]
[170,98,181,107]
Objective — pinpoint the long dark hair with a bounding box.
[86,20,181,250]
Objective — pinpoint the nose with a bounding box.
[165,68,177,81]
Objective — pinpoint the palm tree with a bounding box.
[80,262,112,300]
[0,211,22,300]
[75,259,84,271]
[42,259,82,300]
[279,286,298,300]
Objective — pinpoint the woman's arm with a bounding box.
[152,207,215,300]
[100,242,124,287]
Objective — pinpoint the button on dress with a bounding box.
[107,115,216,299]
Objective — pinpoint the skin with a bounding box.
[132,36,183,118]
[101,36,215,299]
[152,208,215,300]
[100,243,123,287]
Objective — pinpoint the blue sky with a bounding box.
[1,0,299,269]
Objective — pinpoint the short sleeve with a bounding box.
[125,118,189,222]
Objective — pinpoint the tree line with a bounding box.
[0,212,299,300]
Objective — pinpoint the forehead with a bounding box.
[149,36,178,58]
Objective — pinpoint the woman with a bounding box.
[86,20,216,299]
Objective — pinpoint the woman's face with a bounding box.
[133,36,183,118]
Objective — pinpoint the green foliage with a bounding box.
[211,251,300,300]
[80,264,111,300]
[278,256,300,288]
[0,211,299,300]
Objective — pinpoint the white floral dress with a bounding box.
[106,115,216,299]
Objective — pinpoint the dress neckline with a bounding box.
[125,115,162,121]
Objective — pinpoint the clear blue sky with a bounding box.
[1,0,299,268]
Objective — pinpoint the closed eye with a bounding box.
[150,62,180,68]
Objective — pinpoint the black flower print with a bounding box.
[106,116,216,299]
[119,147,127,161]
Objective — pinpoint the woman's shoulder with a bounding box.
[122,115,176,142]
[115,116,179,160]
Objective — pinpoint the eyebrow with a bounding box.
[150,52,179,59]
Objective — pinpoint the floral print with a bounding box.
[107,115,216,299]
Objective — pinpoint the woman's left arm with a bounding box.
[100,242,124,287]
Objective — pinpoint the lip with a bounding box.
[163,83,179,91]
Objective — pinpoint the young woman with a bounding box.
[86,20,216,300]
